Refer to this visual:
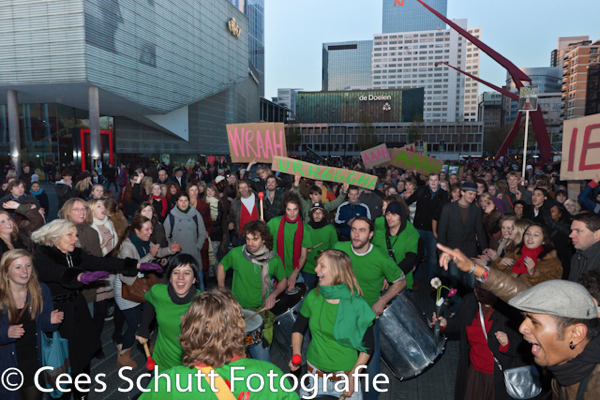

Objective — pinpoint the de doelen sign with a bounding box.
[359,95,392,101]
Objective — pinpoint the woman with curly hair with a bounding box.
[139,288,298,399]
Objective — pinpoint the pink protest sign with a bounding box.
[361,144,391,169]
[227,122,288,163]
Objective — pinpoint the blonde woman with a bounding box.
[0,249,64,400]
[290,250,376,400]
[73,171,93,200]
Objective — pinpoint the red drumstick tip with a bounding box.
[146,357,156,371]
[292,355,302,365]
[258,192,264,200]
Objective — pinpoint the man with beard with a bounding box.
[438,243,600,400]
[157,168,171,186]
[302,202,338,290]
[261,175,284,223]
[228,180,259,246]
[334,216,406,400]
[267,193,312,291]
[372,201,420,291]
[217,220,287,362]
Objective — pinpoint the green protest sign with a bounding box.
[389,148,443,175]
[271,156,377,190]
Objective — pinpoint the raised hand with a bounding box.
[79,271,109,284]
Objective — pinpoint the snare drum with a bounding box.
[379,290,445,380]
[272,283,311,362]
[243,309,264,348]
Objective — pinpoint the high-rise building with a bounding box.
[275,88,300,116]
[477,92,503,130]
[561,40,600,120]
[372,20,481,122]
[550,36,590,67]
[382,0,447,34]
[502,67,562,126]
[322,41,374,91]
[586,63,600,116]
[229,0,265,96]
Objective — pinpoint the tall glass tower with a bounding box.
[322,41,373,91]
[382,0,447,33]
[229,0,265,96]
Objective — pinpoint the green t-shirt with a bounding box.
[267,216,312,276]
[300,289,359,372]
[221,247,287,309]
[139,358,299,400]
[372,220,420,289]
[333,241,403,307]
[374,216,385,233]
[304,224,338,275]
[145,284,200,371]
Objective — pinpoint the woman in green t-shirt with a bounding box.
[290,250,376,400]
[136,253,200,371]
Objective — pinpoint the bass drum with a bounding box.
[379,290,445,380]
[272,283,311,363]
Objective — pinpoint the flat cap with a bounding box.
[508,280,598,319]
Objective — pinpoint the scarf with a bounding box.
[277,214,303,270]
[242,245,277,305]
[207,196,219,221]
[177,206,191,214]
[128,231,151,258]
[152,195,167,217]
[512,246,543,275]
[167,282,198,305]
[497,238,510,257]
[308,219,329,230]
[30,187,43,196]
[548,336,600,387]
[318,284,376,353]
[91,215,118,256]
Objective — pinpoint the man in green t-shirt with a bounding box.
[218,220,287,363]
[372,201,420,290]
[139,289,299,400]
[334,216,406,400]
[266,192,312,291]
[303,202,338,290]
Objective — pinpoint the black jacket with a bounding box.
[438,200,488,258]
[404,185,447,231]
[444,293,541,400]
[569,240,600,283]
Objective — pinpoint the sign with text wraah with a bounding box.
[361,144,391,169]
[389,148,443,175]
[272,156,378,190]
[227,122,287,163]
[561,114,600,180]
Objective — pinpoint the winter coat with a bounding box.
[334,201,371,238]
[437,201,488,258]
[54,180,74,211]
[569,240,600,283]
[163,206,207,270]
[492,248,562,286]
[33,245,138,374]
[0,284,59,400]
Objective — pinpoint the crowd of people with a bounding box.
[1,156,600,400]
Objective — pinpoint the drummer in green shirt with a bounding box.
[217,220,288,363]
[266,192,312,291]
[372,201,420,290]
[139,288,299,400]
[303,202,338,290]
[334,216,406,400]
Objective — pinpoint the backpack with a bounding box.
[168,213,199,241]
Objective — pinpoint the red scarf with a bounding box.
[277,214,303,270]
[512,246,543,275]
[152,195,167,217]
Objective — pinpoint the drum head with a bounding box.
[243,309,264,332]
[271,283,308,316]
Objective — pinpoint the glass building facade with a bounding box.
[382,0,447,34]
[322,41,374,91]
[296,88,424,124]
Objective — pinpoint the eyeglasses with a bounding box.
[72,208,87,213]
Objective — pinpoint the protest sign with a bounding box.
[442,164,463,176]
[271,156,378,190]
[561,114,600,180]
[361,144,391,169]
[568,182,581,201]
[389,148,443,175]
[227,122,287,163]
[393,143,415,153]
[518,86,539,111]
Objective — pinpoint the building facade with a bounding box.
[297,121,483,160]
[551,36,590,68]
[295,88,424,124]
[382,0,447,34]
[586,63,600,116]
[0,0,259,169]
[562,40,600,121]
[372,20,481,123]
[477,92,503,130]
[275,88,300,116]
[322,41,374,91]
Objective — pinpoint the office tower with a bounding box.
[382,0,447,34]
[322,40,374,91]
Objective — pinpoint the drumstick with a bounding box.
[245,299,280,322]
[141,340,156,370]
[258,192,264,220]
[339,393,349,400]
[309,242,323,251]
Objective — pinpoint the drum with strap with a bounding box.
[243,309,264,348]
[379,290,446,380]
[271,283,311,363]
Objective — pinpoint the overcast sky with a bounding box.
[264,0,600,99]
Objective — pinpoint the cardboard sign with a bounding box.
[389,148,443,175]
[442,165,463,176]
[568,182,581,201]
[271,156,378,190]
[393,143,416,153]
[561,114,600,180]
[361,144,391,169]
[518,86,539,111]
[227,122,287,163]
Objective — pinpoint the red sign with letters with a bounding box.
[561,114,600,180]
